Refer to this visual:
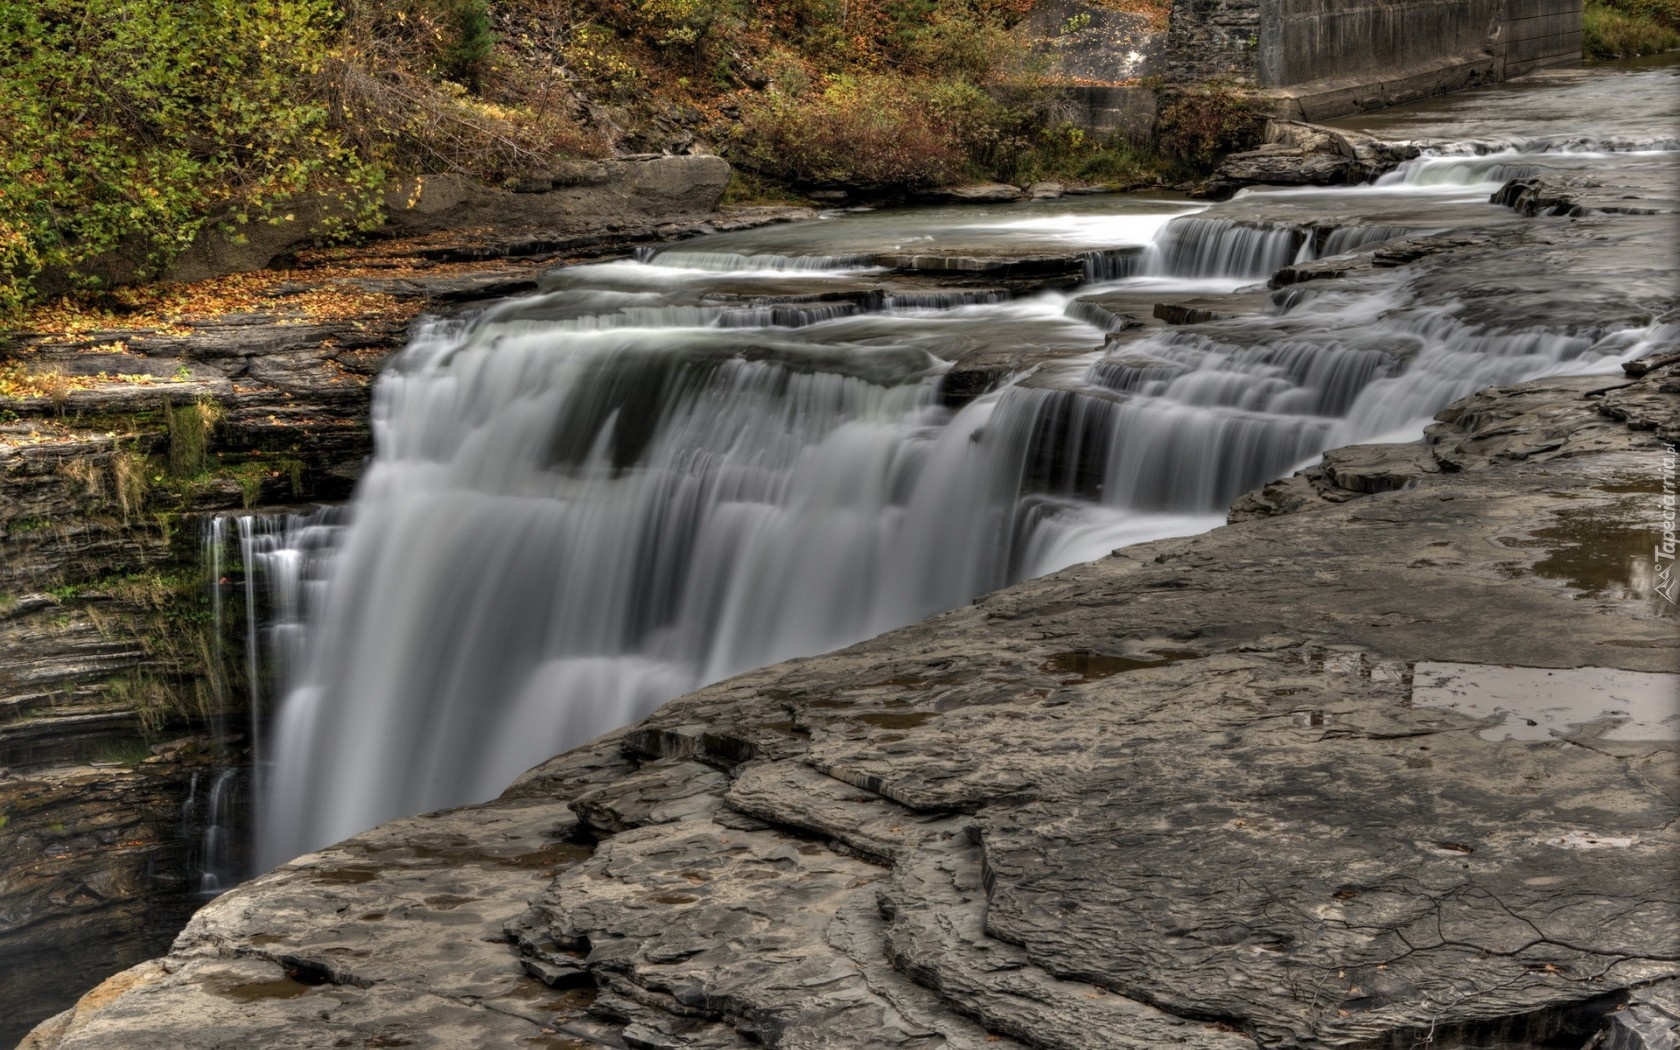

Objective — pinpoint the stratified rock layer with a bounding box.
[25,352,1678,1049]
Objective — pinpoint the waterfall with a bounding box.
[253,173,1662,870]
[193,768,243,895]
[200,508,346,882]
[1144,217,1305,279]
[258,320,1134,865]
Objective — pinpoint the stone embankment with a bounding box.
[0,155,801,1043]
[21,344,1678,1049]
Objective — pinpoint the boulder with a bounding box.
[1203,119,1420,196]
[920,182,1026,204]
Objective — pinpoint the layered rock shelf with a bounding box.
[22,348,1677,1048]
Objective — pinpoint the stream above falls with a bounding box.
[235,62,1676,871]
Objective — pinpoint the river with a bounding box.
[228,61,1677,871]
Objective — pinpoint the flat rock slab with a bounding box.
[918,183,1027,204]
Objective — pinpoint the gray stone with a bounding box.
[882,831,1260,1050]
[529,799,1015,1049]
[381,156,733,239]
[570,760,729,834]
[1600,980,1680,1050]
[1206,120,1422,193]
[921,183,1025,204]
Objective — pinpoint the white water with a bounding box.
[251,131,1670,868]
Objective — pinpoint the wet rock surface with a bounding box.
[1202,120,1422,197]
[1231,362,1680,522]
[25,351,1678,1048]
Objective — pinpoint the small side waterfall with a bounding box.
[1145,217,1304,278]
[199,508,346,885]
[191,768,243,895]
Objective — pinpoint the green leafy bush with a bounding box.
[1154,83,1263,171]
[0,0,382,317]
[738,75,966,189]
[1583,0,1680,56]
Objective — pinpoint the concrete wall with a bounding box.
[1259,0,1496,86]
[1502,0,1585,74]
[1258,0,1581,86]
[1159,0,1581,116]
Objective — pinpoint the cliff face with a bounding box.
[19,347,1678,1050]
[0,157,758,1044]
[0,308,397,1040]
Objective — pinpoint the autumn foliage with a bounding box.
[0,1,383,317]
[0,0,1182,320]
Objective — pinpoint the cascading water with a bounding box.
[254,88,1674,869]
[200,508,346,882]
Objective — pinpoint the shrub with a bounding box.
[322,1,608,180]
[738,75,966,189]
[887,0,1033,78]
[940,79,1088,183]
[0,0,382,317]
[1583,0,1680,56]
[1155,83,1264,170]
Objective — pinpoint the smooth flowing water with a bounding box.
[244,64,1675,869]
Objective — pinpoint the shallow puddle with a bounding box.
[1412,662,1680,741]
[1506,502,1677,616]
[216,977,311,1002]
[1040,648,1200,681]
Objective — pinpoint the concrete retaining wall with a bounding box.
[1159,0,1581,116]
